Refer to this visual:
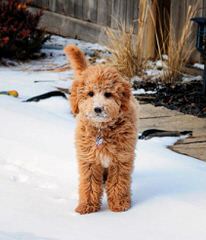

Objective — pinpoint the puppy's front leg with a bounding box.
[106,161,133,212]
[75,162,103,214]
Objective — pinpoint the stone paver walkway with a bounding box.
[139,103,206,161]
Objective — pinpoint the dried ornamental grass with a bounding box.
[105,2,149,78]
[105,26,145,78]
[162,5,197,83]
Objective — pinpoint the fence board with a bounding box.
[171,0,187,40]
[111,0,127,29]
[97,0,112,26]
[66,0,75,17]
[55,0,66,14]
[74,0,83,19]
[203,0,206,15]
[156,0,171,53]
[31,0,49,9]
[107,0,112,27]
[126,0,134,31]
[111,0,119,29]
[133,0,139,33]
[65,0,72,15]
[83,0,97,23]
[48,0,55,12]
[119,0,127,27]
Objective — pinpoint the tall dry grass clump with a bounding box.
[106,1,197,82]
[161,5,197,83]
[105,27,142,78]
[105,3,149,78]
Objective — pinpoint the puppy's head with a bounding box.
[64,45,131,124]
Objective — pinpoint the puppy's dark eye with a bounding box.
[88,91,94,97]
[104,92,112,98]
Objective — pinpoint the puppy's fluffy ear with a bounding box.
[64,44,87,76]
[70,80,81,115]
[121,80,131,111]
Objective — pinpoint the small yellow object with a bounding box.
[8,90,19,97]
[0,90,19,97]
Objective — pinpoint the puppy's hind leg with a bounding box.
[106,161,133,212]
[75,162,103,214]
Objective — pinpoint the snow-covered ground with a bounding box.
[0,37,206,240]
[193,63,204,70]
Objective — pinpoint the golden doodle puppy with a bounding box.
[64,45,139,214]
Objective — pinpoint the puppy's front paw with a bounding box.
[75,203,100,215]
[108,198,131,212]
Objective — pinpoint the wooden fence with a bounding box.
[29,0,206,60]
[30,0,139,32]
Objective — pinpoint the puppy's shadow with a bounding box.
[132,168,203,206]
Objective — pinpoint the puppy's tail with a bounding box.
[64,44,87,76]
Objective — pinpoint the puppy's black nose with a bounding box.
[94,107,102,114]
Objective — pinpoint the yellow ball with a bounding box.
[8,90,19,97]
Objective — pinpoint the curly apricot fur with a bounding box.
[65,45,139,214]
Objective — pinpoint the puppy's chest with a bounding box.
[81,129,117,168]
[94,135,113,168]
[98,152,111,168]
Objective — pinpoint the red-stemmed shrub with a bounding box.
[0,0,49,60]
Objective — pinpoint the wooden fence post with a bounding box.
[139,0,157,59]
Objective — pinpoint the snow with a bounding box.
[132,89,156,95]
[145,69,163,77]
[0,36,206,240]
[131,60,203,83]
[131,75,143,83]
[193,63,204,70]
[144,60,166,80]
[47,35,107,53]
[156,60,167,69]
[182,74,202,82]
[6,35,107,72]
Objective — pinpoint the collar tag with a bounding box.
[96,136,104,146]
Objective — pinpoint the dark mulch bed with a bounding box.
[133,80,206,118]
